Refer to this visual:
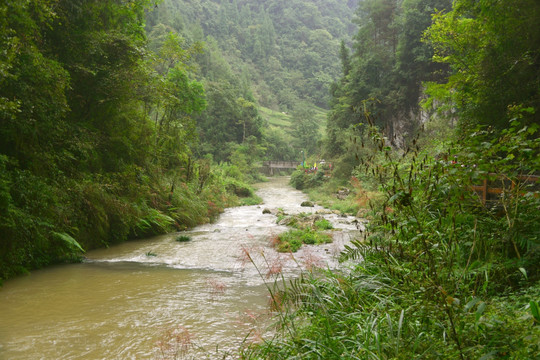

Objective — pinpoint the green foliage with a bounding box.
[135,208,176,237]
[290,170,308,190]
[290,169,325,190]
[246,120,539,357]
[275,230,304,252]
[224,178,254,198]
[314,219,333,230]
[146,0,342,163]
[244,0,540,358]
[242,254,540,359]
[275,110,538,359]
[51,232,85,254]
[147,0,356,110]
[275,229,332,253]
[325,0,452,156]
[424,0,540,129]
[259,106,328,160]
[291,105,322,155]
[261,126,296,162]
[193,78,264,163]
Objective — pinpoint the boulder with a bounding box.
[316,209,333,215]
[278,216,296,226]
[336,187,350,200]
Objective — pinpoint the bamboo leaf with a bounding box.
[464,297,480,312]
[52,231,85,253]
[475,302,486,322]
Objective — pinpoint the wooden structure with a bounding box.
[260,161,301,175]
[471,173,540,205]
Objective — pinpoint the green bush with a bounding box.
[224,178,254,197]
[290,169,308,190]
[245,118,540,359]
[290,169,325,190]
[241,251,540,359]
[314,219,333,230]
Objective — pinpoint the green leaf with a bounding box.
[52,231,85,253]
[478,351,498,360]
[464,297,480,312]
[475,302,486,322]
[530,301,540,323]
[519,267,528,280]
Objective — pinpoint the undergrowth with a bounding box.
[0,160,260,282]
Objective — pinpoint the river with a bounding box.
[0,177,362,359]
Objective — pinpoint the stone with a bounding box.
[336,187,351,200]
[278,216,295,226]
[316,209,333,215]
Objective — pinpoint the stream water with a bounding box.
[0,177,363,359]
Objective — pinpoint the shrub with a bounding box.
[244,117,540,360]
[290,170,308,190]
[314,219,333,230]
[290,169,326,190]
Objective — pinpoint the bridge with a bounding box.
[260,160,301,175]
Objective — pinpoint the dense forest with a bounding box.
[147,0,357,110]
[146,0,359,161]
[1,0,539,358]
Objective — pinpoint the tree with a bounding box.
[339,40,351,76]
[424,0,540,130]
[0,0,70,174]
[292,105,320,155]
[325,0,452,158]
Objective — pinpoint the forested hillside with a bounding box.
[147,0,358,110]
[145,0,359,162]
[0,0,260,281]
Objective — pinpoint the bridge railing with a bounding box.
[262,161,301,168]
[260,161,302,175]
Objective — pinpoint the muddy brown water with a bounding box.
[0,177,363,359]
